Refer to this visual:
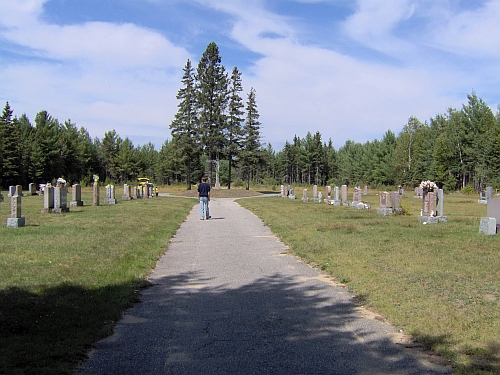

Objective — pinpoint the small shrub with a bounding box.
[461,185,474,195]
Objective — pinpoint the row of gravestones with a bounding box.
[4,183,156,228]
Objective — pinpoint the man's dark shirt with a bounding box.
[198,182,211,197]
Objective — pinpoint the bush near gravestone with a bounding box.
[461,185,474,195]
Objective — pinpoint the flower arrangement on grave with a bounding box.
[93,174,99,182]
[56,177,66,187]
[419,180,438,194]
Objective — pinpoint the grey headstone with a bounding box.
[479,217,497,235]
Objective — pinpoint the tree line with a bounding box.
[1,45,499,192]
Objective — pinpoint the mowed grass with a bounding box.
[238,191,500,374]
[0,190,196,375]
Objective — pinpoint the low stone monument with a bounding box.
[122,184,132,200]
[105,185,116,204]
[52,186,69,213]
[478,190,487,204]
[377,191,392,216]
[288,187,295,200]
[312,185,319,202]
[41,186,54,214]
[28,183,37,196]
[302,189,308,202]
[331,186,341,206]
[341,185,348,206]
[7,194,25,228]
[70,184,84,207]
[93,181,100,206]
[485,198,500,233]
[479,217,497,235]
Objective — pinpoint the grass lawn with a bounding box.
[238,189,500,375]
[0,189,196,375]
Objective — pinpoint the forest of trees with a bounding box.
[2,42,500,192]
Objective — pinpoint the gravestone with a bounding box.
[280,185,285,198]
[302,189,308,202]
[41,186,54,214]
[486,198,500,232]
[391,191,403,215]
[332,186,341,206]
[341,185,348,206]
[325,186,331,203]
[377,191,392,216]
[7,194,25,228]
[478,190,487,204]
[70,184,84,207]
[318,191,322,203]
[486,186,494,200]
[53,187,69,213]
[398,186,405,196]
[15,185,23,197]
[93,182,100,206]
[418,191,448,224]
[288,187,295,200]
[284,185,289,198]
[122,184,132,200]
[414,187,423,198]
[28,183,37,196]
[363,186,368,195]
[312,185,318,202]
[479,217,497,235]
[7,186,15,197]
[0,192,3,202]
[105,185,116,204]
[352,187,362,205]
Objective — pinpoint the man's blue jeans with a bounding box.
[199,197,209,219]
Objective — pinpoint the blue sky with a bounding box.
[1,0,499,151]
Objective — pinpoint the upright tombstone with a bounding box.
[302,189,308,202]
[284,185,289,198]
[419,191,443,223]
[341,185,348,206]
[7,194,25,228]
[93,182,100,206]
[28,183,37,196]
[53,187,69,213]
[478,190,487,204]
[7,186,16,197]
[352,187,362,205]
[363,186,368,195]
[414,187,423,199]
[325,186,331,203]
[70,184,84,207]
[288,187,295,200]
[479,217,497,235]
[377,191,392,215]
[332,186,341,206]
[318,191,323,203]
[391,191,402,215]
[105,185,116,204]
[280,185,285,198]
[486,198,500,233]
[486,186,494,200]
[122,184,132,200]
[41,186,55,214]
[312,185,318,202]
[398,186,405,196]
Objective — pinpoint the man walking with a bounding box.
[197,177,211,220]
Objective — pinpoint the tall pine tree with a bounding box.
[170,59,200,189]
[196,42,228,184]
[226,67,245,189]
[241,88,261,190]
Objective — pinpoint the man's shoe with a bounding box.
[207,216,211,219]
[200,218,204,220]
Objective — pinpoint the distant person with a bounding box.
[198,177,211,220]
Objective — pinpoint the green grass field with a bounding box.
[1,186,499,374]
[0,190,196,375]
[238,190,500,374]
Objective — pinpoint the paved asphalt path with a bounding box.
[76,197,452,375]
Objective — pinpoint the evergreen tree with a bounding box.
[170,59,200,189]
[0,102,20,187]
[240,88,261,190]
[226,66,245,189]
[196,42,228,184]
